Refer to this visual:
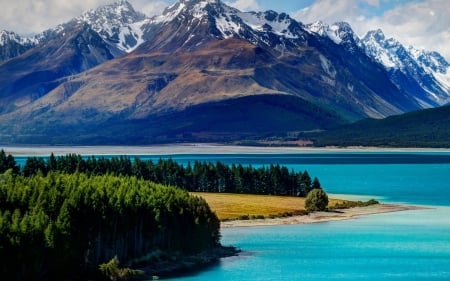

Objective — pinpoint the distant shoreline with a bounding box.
[3,144,450,156]
[221,204,426,228]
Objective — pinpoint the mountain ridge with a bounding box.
[313,105,450,148]
[0,0,449,145]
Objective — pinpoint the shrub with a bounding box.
[305,188,329,212]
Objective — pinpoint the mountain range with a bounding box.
[0,0,449,145]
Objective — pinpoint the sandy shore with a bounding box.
[221,204,425,228]
[3,144,450,156]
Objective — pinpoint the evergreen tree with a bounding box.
[312,177,322,189]
[0,172,221,280]
[0,149,19,174]
[15,153,323,198]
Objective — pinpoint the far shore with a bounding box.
[3,143,450,156]
[221,204,426,228]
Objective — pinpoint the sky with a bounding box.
[0,0,448,61]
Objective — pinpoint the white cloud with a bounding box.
[293,0,450,61]
[0,0,107,33]
[363,0,450,61]
[131,0,168,17]
[293,0,362,24]
[225,0,260,11]
[0,0,169,34]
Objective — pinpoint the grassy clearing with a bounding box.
[191,192,347,221]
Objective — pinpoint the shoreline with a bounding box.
[221,204,425,228]
[3,144,450,156]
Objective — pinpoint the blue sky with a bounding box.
[0,0,448,60]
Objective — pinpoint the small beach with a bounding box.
[221,204,424,228]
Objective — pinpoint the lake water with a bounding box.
[12,150,450,280]
[155,152,450,281]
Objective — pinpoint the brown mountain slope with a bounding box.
[0,23,117,114]
[0,0,428,144]
[0,37,350,144]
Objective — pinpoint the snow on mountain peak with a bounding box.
[305,21,357,45]
[77,0,145,33]
[0,30,37,46]
[71,0,147,53]
[305,21,328,36]
[215,8,301,40]
[153,0,301,43]
[361,29,403,69]
[409,46,450,74]
[155,0,219,23]
[361,28,450,103]
[407,46,450,91]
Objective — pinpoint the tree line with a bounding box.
[0,149,326,280]
[1,150,322,197]
[0,171,220,280]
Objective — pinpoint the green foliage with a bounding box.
[305,188,329,212]
[0,152,326,279]
[0,172,220,280]
[313,105,450,147]
[16,153,320,197]
[0,149,19,174]
[99,256,144,281]
[332,199,379,209]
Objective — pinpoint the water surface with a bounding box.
[157,152,450,281]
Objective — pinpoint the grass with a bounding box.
[191,192,348,221]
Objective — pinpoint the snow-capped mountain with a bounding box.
[1,0,450,144]
[306,22,450,107]
[305,21,359,46]
[138,0,307,52]
[74,0,147,53]
[361,29,450,106]
[361,29,429,72]
[0,30,36,46]
[1,1,149,63]
[0,30,38,61]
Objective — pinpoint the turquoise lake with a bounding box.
[156,152,450,281]
[13,151,450,280]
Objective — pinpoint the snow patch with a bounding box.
[326,24,342,44]
[319,54,336,78]
[154,3,186,24]
[117,20,146,52]
[434,68,450,91]
[0,30,38,46]
[215,15,241,38]
[305,21,356,45]
[238,12,298,39]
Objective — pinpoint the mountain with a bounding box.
[0,0,148,63]
[0,0,449,144]
[0,31,37,62]
[0,23,116,114]
[305,21,360,49]
[71,0,148,53]
[360,29,450,107]
[0,0,151,115]
[313,105,450,148]
[305,22,450,109]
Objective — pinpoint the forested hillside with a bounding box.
[0,172,220,280]
[313,105,450,147]
[0,150,324,280]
